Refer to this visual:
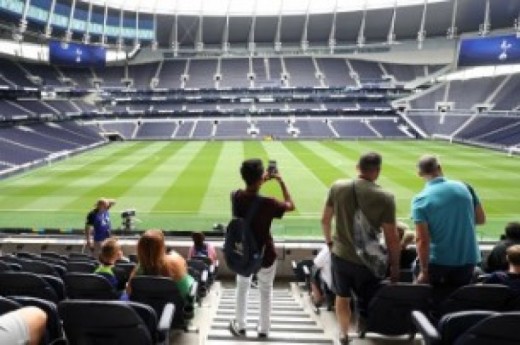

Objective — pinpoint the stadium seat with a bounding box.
[439,284,513,316]
[129,276,197,330]
[0,272,59,303]
[37,256,67,269]
[291,259,314,291]
[10,296,64,344]
[18,259,61,278]
[65,261,96,273]
[187,259,209,301]
[412,310,496,345]
[64,273,120,300]
[0,261,11,272]
[113,262,136,290]
[41,252,68,261]
[40,275,66,301]
[68,253,95,261]
[0,296,21,315]
[16,251,40,259]
[59,300,174,345]
[190,255,218,284]
[413,310,520,345]
[359,283,432,339]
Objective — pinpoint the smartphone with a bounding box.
[267,160,278,176]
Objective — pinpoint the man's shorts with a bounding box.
[0,310,30,345]
[331,253,382,315]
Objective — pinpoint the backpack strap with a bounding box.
[351,180,359,210]
[231,190,262,224]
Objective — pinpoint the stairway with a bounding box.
[206,287,333,344]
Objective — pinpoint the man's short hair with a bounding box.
[506,244,520,266]
[505,222,520,241]
[417,155,441,175]
[358,152,382,173]
[240,159,264,186]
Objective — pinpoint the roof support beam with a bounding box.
[447,0,458,39]
[248,0,257,53]
[171,15,178,54]
[19,0,31,34]
[387,0,397,44]
[195,2,204,52]
[357,0,368,47]
[134,10,140,47]
[328,0,338,53]
[101,2,108,45]
[83,1,93,43]
[417,0,428,49]
[195,15,204,51]
[248,15,256,53]
[301,0,311,52]
[222,15,230,54]
[44,0,57,37]
[480,0,491,36]
[152,12,158,50]
[117,9,124,49]
[65,0,77,41]
[274,1,283,52]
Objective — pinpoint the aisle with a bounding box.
[206,287,333,344]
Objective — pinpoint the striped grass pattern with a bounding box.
[0,140,518,239]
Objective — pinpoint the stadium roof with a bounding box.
[80,0,448,16]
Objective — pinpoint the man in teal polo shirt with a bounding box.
[412,155,486,290]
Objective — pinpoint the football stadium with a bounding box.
[0,0,520,344]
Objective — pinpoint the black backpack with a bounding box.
[223,191,264,277]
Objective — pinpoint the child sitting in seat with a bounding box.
[484,244,520,294]
[95,238,123,289]
[188,232,218,264]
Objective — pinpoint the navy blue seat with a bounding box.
[359,283,432,339]
[59,300,174,345]
[64,273,119,300]
[0,272,59,303]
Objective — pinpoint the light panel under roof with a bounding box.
[78,0,448,16]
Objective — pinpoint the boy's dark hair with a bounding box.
[358,152,382,172]
[506,245,520,266]
[240,159,264,186]
[192,231,205,248]
[505,222,520,241]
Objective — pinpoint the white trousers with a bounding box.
[234,261,277,334]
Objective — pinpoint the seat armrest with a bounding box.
[201,270,208,283]
[412,310,441,345]
[158,303,175,332]
[302,265,310,276]
[189,281,198,298]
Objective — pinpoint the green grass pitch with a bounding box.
[0,140,518,240]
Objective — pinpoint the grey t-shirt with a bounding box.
[326,178,396,264]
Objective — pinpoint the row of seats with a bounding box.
[0,251,216,339]
[292,258,520,341]
[0,296,174,345]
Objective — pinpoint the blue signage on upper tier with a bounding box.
[49,40,106,68]
[458,34,520,67]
